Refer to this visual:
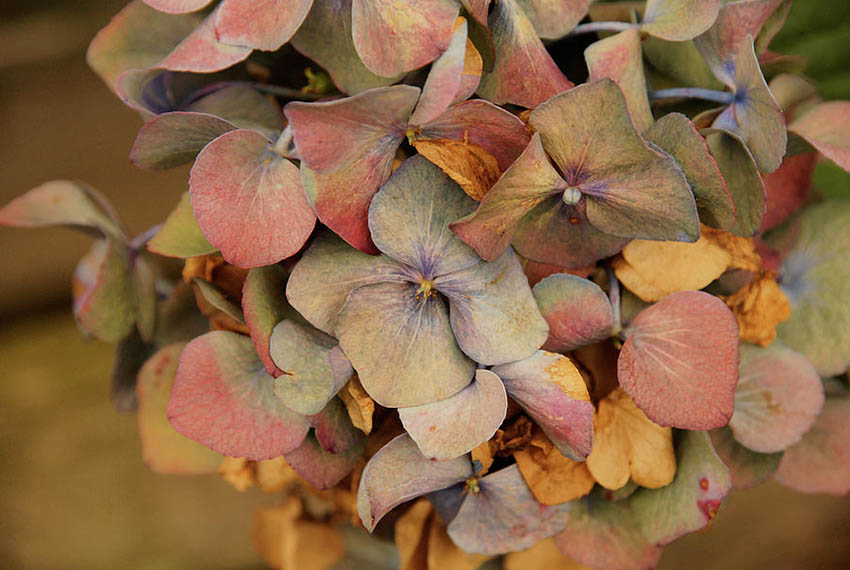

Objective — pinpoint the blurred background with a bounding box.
[1,1,849,568]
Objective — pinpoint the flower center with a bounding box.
[464,477,481,495]
[562,186,582,206]
[415,279,437,300]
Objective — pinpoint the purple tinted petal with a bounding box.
[437,249,549,366]
[399,369,507,460]
[336,281,475,408]
[357,434,473,531]
[369,155,479,276]
[448,465,570,554]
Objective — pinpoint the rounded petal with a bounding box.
[399,369,507,460]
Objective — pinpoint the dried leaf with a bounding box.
[339,375,375,435]
[395,499,432,570]
[471,442,494,476]
[702,225,762,272]
[219,456,256,491]
[253,497,345,570]
[514,430,595,505]
[427,515,493,570]
[414,137,501,201]
[504,538,591,570]
[255,457,300,494]
[489,415,534,457]
[586,389,676,491]
[724,272,791,346]
[614,235,732,302]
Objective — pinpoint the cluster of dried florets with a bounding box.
[3,1,850,568]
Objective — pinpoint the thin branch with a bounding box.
[648,88,734,105]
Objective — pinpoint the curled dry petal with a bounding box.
[357,434,472,532]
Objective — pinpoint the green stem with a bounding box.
[648,88,734,105]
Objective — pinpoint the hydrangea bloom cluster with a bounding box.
[3,1,850,568]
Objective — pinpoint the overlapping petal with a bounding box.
[399,369,507,460]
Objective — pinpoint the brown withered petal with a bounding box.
[724,272,791,346]
[514,430,595,505]
[471,441,494,476]
[253,497,344,570]
[702,225,763,272]
[339,375,375,435]
[218,456,256,492]
[504,538,592,570]
[414,138,502,201]
[586,389,676,491]
[614,235,732,302]
[395,499,432,570]
[490,415,535,457]
[255,457,300,494]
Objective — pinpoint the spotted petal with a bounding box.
[530,80,699,242]
[618,291,739,430]
[447,465,571,555]
[189,129,316,268]
[399,369,507,460]
[369,155,479,276]
[630,431,731,545]
[492,351,594,460]
[710,427,782,489]
[436,249,549,366]
[168,331,310,460]
[357,434,473,532]
[532,274,614,353]
[336,282,475,408]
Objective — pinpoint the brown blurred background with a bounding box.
[1,1,849,569]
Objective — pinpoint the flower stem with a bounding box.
[647,88,734,105]
[569,21,638,35]
[181,81,325,107]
